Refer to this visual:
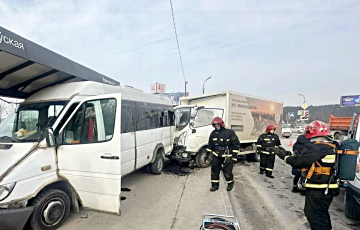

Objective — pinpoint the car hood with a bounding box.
[0,142,37,182]
[282,128,292,132]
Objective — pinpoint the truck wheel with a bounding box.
[344,186,360,220]
[195,148,212,168]
[246,152,260,162]
[29,189,70,230]
[150,154,164,175]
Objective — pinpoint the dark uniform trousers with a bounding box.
[304,189,335,230]
[211,156,233,186]
[260,153,275,175]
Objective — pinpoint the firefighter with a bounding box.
[257,124,281,178]
[292,134,310,194]
[275,121,339,230]
[207,117,240,192]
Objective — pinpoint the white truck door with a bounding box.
[57,94,122,214]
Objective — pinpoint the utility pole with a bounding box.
[185,81,188,97]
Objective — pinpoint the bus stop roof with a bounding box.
[0,26,120,99]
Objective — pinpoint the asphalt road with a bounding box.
[230,134,360,230]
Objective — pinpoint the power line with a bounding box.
[169,0,186,82]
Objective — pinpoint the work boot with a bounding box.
[210,185,219,192]
[227,183,234,191]
[292,186,299,193]
[259,170,264,175]
[266,173,274,179]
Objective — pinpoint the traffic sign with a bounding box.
[301,103,308,110]
[297,110,304,116]
[300,110,309,120]
[288,112,295,117]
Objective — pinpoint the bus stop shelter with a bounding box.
[0,26,120,99]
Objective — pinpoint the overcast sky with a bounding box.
[0,0,359,106]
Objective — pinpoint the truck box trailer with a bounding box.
[171,91,283,167]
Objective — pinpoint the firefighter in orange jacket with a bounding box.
[207,117,240,192]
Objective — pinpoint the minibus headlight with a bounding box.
[178,132,187,146]
[0,182,16,201]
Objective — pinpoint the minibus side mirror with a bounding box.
[45,128,56,147]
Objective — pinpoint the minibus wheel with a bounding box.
[29,189,70,230]
[151,154,165,175]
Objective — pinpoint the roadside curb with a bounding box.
[221,172,235,216]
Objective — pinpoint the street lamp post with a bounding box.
[298,94,306,124]
[203,76,212,94]
[298,94,306,104]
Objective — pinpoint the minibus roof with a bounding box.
[0,26,120,99]
[25,81,172,106]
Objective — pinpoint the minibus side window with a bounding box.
[133,102,173,131]
[64,99,116,144]
[121,100,135,133]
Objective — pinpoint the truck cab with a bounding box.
[171,106,224,168]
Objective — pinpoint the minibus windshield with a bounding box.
[0,101,68,143]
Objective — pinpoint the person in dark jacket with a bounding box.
[276,121,339,230]
[292,134,311,193]
[257,124,281,178]
[207,117,241,192]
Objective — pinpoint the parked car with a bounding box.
[291,125,305,134]
[282,124,292,138]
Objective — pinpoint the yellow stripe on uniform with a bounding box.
[263,138,270,141]
[227,139,230,142]
[206,148,212,152]
[226,180,234,184]
[232,158,237,161]
[284,156,290,163]
[211,180,219,183]
[212,138,218,141]
[304,183,339,189]
[232,150,240,153]
[220,138,223,141]
[262,151,270,154]
[212,152,219,156]
[266,168,273,171]
[321,155,336,163]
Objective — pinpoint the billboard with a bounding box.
[161,92,189,105]
[340,95,360,107]
[228,94,283,140]
[151,83,166,94]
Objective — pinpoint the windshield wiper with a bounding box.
[0,136,20,143]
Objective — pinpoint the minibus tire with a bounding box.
[150,155,164,175]
[29,189,70,230]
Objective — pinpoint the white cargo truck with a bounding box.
[170,91,283,168]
